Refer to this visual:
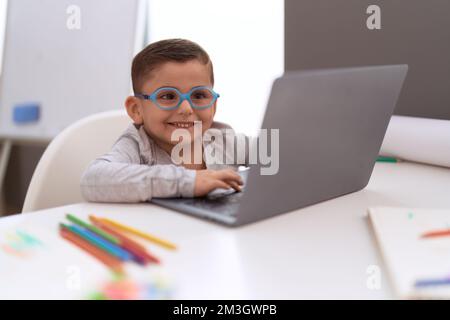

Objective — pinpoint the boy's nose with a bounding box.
[178,99,193,114]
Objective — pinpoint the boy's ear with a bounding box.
[125,96,144,125]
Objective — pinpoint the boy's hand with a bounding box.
[194,169,243,197]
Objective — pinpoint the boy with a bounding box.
[80,39,245,203]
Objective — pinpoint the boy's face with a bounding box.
[126,59,216,152]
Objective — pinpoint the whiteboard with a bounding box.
[0,0,144,141]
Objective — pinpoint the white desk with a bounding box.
[1,161,449,299]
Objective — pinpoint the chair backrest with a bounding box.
[22,110,131,213]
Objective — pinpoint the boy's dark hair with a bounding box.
[131,38,214,94]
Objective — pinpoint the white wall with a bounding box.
[0,0,283,135]
[147,0,284,135]
[0,0,7,74]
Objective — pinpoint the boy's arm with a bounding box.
[80,136,196,203]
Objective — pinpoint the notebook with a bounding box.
[368,206,450,299]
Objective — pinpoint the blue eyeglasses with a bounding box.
[134,86,220,110]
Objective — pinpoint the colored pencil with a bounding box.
[59,226,123,274]
[376,156,401,163]
[89,216,160,264]
[415,277,450,288]
[97,217,177,250]
[66,213,120,245]
[62,223,133,261]
[421,229,450,238]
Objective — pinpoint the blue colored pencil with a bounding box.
[415,278,450,288]
[67,224,133,261]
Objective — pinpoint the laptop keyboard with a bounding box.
[176,191,244,216]
[152,169,249,219]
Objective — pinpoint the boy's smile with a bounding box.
[166,121,196,129]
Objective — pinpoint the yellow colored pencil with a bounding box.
[96,217,177,250]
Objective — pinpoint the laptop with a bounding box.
[152,65,408,226]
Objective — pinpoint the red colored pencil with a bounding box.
[421,229,450,238]
[60,226,124,274]
[89,215,160,264]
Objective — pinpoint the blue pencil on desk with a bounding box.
[415,277,450,288]
[65,224,133,261]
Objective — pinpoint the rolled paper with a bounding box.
[380,115,450,168]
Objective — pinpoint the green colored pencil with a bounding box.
[376,156,401,163]
[66,213,120,245]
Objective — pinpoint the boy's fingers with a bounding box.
[216,170,243,184]
[212,180,231,191]
[227,180,242,192]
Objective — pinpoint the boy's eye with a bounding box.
[192,93,207,99]
[159,93,177,100]
[191,89,212,100]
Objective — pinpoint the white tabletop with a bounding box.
[1,161,450,299]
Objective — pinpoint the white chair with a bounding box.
[22,110,131,213]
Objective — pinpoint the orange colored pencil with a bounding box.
[95,217,177,250]
[421,229,450,238]
[60,227,124,274]
[89,215,160,264]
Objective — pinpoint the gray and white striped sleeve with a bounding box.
[80,135,196,203]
